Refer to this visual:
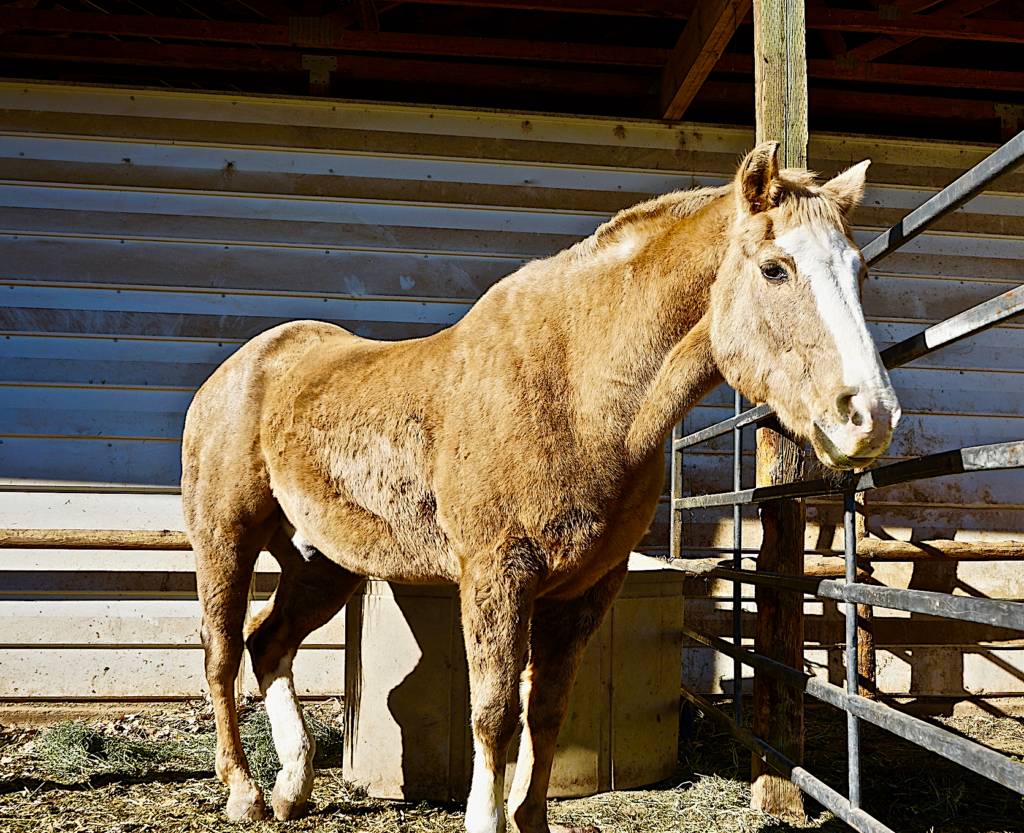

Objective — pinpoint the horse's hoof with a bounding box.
[271,791,309,821]
[270,778,309,819]
[225,785,269,821]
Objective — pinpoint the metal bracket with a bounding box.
[835,53,858,70]
[302,54,337,85]
[876,4,901,19]
[995,104,1024,130]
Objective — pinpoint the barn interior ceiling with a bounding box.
[0,0,1021,143]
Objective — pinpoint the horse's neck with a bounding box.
[479,195,730,462]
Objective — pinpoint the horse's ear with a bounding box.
[821,159,871,215]
[735,141,781,215]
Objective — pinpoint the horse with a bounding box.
[181,141,900,833]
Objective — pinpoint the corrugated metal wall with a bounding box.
[1,81,1021,701]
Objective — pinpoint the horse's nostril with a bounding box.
[834,386,858,422]
[851,410,864,427]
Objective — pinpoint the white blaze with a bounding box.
[774,226,889,394]
[774,225,900,459]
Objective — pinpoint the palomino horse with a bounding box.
[181,142,900,833]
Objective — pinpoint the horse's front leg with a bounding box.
[507,560,628,833]
[460,553,539,833]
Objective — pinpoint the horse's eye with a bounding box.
[761,261,788,283]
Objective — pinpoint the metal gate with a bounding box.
[670,131,1024,833]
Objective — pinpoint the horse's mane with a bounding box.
[566,184,728,260]
[564,167,837,262]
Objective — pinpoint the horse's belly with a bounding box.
[272,432,459,583]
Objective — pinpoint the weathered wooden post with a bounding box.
[750,0,807,821]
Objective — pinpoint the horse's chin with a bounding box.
[810,423,885,472]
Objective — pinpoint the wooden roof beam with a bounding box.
[843,0,1003,63]
[716,52,1024,92]
[0,9,669,64]
[386,0,695,18]
[803,7,1024,44]
[234,0,294,25]
[657,0,749,119]
[355,0,379,31]
[806,0,845,58]
[693,79,1010,125]
[0,35,655,96]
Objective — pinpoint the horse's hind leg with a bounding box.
[245,527,364,821]
[507,561,628,833]
[192,516,278,822]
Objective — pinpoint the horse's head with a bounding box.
[708,141,900,470]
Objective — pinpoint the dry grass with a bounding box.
[1,698,1022,833]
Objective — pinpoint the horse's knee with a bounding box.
[472,696,519,753]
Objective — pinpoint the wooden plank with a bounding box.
[355,0,380,31]
[234,0,294,24]
[0,133,716,193]
[716,52,1024,93]
[658,0,750,119]
[11,529,1013,567]
[806,0,845,57]
[0,490,186,530]
[803,7,1024,44]
[0,37,655,98]
[0,599,346,646]
[0,646,344,698]
[0,182,612,236]
[355,0,696,17]
[842,0,1002,63]
[0,285,472,328]
[695,80,1004,124]
[0,528,190,549]
[0,9,669,66]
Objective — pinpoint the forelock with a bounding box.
[773,169,851,236]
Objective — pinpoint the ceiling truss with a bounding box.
[1,0,1020,141]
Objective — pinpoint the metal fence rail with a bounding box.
[671,128,1024,831]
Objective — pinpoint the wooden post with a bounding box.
[856,484,876,699]
[751,420,805,821]
[750,0,807,822]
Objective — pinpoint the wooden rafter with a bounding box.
[716,53,1024,92]
[657,0,749,119]
[696,79,1009,124]
[355,0,380,31]
[803,7,1024,44]
[233,0,294,25]
[374,0,696,17]
[0,9,667,64]
[0,35,654,96]
[806,0,844,58]
[3,8,1023,92]
[844,0,1003,63]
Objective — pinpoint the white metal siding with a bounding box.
[0,82,1021,699]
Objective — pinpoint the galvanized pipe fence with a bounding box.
[670,128,1024,833]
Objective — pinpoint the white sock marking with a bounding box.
[262,655,315,807]
[465,732,506,833]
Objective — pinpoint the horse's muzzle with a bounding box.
[813,389,901,470]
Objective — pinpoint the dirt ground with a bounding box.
[1,697,1022,833]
